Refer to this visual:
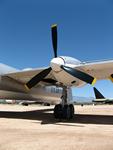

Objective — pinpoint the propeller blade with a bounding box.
[109,74,113,82]
[25,67,52,90]
[61,65,96,85]
[51,24,57,58]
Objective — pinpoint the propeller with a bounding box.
[25,67,52,90]
[25,24,96,90]
[109,74,113,82]
[61,65,96,85]
[51,24,57,58]
[25,24,58,90]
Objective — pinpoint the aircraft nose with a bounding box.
[50,57,65,72]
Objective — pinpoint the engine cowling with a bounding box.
[50,56,85,87]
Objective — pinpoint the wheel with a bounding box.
[62,104,74,119]
[54,104,74,120]
[54,104,63,119]
[69,104,74,119]
[62,105,71,119]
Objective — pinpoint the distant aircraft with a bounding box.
[93,87,113,104]
[0,24,113,119]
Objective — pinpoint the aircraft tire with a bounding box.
[54,104,63,119]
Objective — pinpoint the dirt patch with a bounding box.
[0,104,113,150]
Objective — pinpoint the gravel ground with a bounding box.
[0,104,113,150]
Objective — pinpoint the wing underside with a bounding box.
[0,67,57,94]
[1,59,113,93]
[3,67,55,85]
[76,59,113,80]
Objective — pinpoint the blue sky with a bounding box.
[0,0,113,97]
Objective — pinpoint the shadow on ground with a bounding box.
[0,107,113,125]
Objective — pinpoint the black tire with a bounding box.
[69,104,74,119]
[54,104,63,119]
[62,105,71,119]
[62,104,74,119]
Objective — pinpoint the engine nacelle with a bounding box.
[50,56,85,87]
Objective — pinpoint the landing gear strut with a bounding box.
[54,86,74,119]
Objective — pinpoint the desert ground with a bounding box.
[0,104,113,150]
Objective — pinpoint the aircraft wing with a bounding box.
[1,59,113,91]
[76,59,113,81]
[1,67,56,89]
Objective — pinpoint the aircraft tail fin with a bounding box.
[93,87,105,99]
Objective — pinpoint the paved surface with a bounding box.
[0,104,113,150]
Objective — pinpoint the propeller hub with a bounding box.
[50,57,65,72]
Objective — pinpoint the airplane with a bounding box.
[93,87,113,104]
[0,24,113,120]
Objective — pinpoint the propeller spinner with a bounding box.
[25,24,96,90]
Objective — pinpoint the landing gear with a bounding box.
[54,104,74,119]
[54,86,74,120]
[54,104,63,119]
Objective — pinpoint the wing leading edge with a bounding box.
[1,59,113,91]
[76,59,113,81]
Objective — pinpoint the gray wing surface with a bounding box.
[75,59,113,80]
[3,67,55,85]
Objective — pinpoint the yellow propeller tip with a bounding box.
[24,85,30,91]
[109,76,113,82]
[51,24,57,28]
[92,78,96,85]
